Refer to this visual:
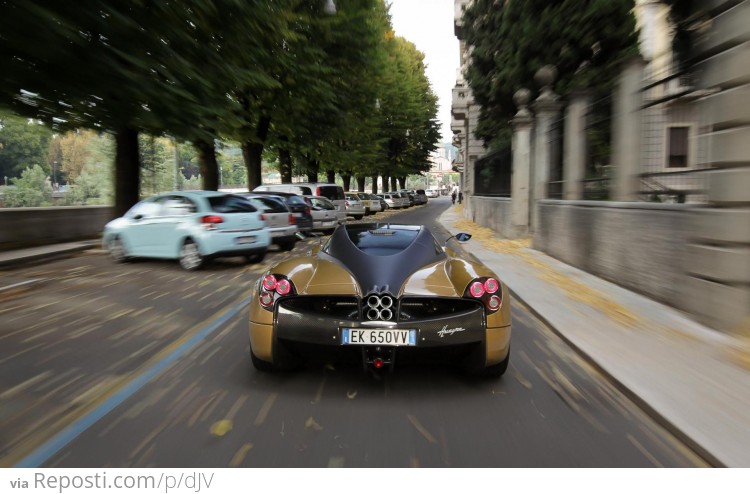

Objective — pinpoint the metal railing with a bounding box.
[639,168,712,204]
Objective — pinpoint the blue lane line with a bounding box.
[15,295,252,468]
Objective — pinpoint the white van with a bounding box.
[253,183,347,223]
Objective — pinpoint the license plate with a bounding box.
[341,328,416,346]
[271,230,283,237]
[237,236,256,244]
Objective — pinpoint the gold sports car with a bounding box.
[248,223,512,376]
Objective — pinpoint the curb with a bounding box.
[0,242,99,269]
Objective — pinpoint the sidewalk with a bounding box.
[440,206,750,467]
[0,241,99,269]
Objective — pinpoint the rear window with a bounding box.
[247,197,287,214]
[285,196,308,207]
[317,186,345,201]
[208,195,257,213]
[416,189,425,195]
[311,197,335,210]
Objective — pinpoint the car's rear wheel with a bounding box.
[179,239,204,270]
[245,251,266,264]
[108,236,128,263]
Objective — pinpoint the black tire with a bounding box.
[179,239,204,270]
[279,239,295,252]
[245,251,266,264]
[107,236,128,263]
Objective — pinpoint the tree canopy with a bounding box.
[0,0,442,213]
[462,0,639,149]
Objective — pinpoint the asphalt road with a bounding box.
[0,197,707,467]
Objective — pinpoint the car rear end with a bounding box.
[365,193,382,213]
[306,196,339,233]
[313,184,347,224]
[198,194,270,258]
[344,193,366,219]
[242,195,298,250]
[281,195,313,234]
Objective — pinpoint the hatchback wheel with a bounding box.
[245,251,266,264]
[108,236,128,263]
[179,239,204,270]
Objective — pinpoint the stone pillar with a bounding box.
[531,66,563,232]
[611,58,645,201]
[563,92,589,200]
[511,88,533,237]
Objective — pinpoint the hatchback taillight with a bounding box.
[289,214,295,225]
[201,215,224,230]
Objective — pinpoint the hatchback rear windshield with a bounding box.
[247,197,287,214]
[208,195,257,213]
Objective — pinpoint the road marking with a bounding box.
[14,294,252,468]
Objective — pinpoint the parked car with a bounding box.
[103,191,270,270]
[397,191,414,207]
[357,192,382,215]
[378,193,402,209]
[254,183,346,221]
[250,191,313,234]
[238,193,298,251]
[305,195,339,234]
[372,194,389,211]
[344,192,366,220]
[425,189,439,198]
[412,189,428,205]
[248,223,511,376]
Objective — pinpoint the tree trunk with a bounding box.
[391,176,398,191]
[356,176,366,192]
[398,177,406,190]
[194,139,219,191]
[306,155,319,183]
[382,175,389,192]
[341,174,352,191]
[371,175,378,194]
[326,170,335,184]
[241,115,271,190]
[279,139,292,183]
[114,127,140,219]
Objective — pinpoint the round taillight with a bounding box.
[488,294,502,311]
[262,275,277,291]
[469,281,485,298]
[276,279,291,295]
[484,278,499,294]
[259,291,274,308]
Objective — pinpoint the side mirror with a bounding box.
[444,232,471,245]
